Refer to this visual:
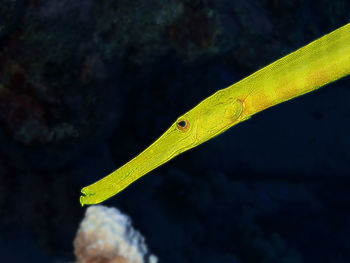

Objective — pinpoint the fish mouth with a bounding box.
[80,188,96,206]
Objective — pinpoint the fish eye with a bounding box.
[177,119,189,131]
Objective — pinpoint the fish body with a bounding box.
[80,23,350,206]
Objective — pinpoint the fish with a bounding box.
[80,23,350,206]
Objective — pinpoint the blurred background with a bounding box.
[0,0,349,262]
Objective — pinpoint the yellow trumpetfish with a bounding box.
[80,23,350,206]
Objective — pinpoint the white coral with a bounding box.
[74,205,158,263]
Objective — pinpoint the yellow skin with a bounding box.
[80,23,350,206]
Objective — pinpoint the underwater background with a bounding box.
[0,0,349,262]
